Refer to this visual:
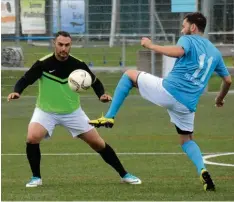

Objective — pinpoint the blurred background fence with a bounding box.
[1,0,234,74]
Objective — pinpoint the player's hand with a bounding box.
[100,94,112,103]
[141,37,153,49]
[7,92,20,102]
[215,96,225,107]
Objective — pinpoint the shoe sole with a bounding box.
[26,183,42,188]
[90,122,114,128]
[103,122,113,128]
[121,180,142,185]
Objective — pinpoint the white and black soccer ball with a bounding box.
[68,69,92,92]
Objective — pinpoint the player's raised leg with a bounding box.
[89,70,140,128]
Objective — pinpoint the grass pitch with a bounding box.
[1,84,234,200]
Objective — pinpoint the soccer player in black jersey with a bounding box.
[7,31,141,187]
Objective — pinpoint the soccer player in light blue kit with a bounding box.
[89,12,232,191]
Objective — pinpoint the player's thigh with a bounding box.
[60,107,94,137]
[167,103,195,133]
[28,107,57,140]
[137,72,174,107]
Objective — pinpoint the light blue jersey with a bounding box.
[163,35,230,112]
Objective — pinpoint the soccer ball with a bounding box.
[68,69,92,92]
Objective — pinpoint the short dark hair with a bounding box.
[184,12,207,33]
[55,31,71,39]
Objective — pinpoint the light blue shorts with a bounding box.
[138,72,195,132]
[30,107,94,138]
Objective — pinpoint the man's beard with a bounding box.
[186,30,192,35]
[58,52,69,60]
[186,26,192,35]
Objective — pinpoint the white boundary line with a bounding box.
[1,152,233,156]
[1,91,234,100]
[1,152,185,156]
[2,152,234,167]
[203,152,234,167]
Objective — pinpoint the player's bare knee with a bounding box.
[27,133,43,144]
[91,141,106,151]
[27,130,46,143]
[125,69,138,80]
[79,129,105,151]
[88,136,106,151]
[27,123,47,143]
[124,70,140,86]
[179,134,193,145]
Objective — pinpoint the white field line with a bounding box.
[1,152,184,156]
[203,152,234,167]
[2,152,234,167]
[1,152,234,156]
[1,91,234,100]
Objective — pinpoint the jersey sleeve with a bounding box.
[214,56,230,77]
[176,36,191,55]
[14,60,43,94]
[79,61,105,98]
[24,60,44,84]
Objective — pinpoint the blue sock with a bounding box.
[182,140,206,175]
[105,74,133,118]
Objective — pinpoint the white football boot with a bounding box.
[26,177,42,187]
[121,173,142,185]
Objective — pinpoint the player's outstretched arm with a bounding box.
[141,37,184,58]
[9,61,43,103]
[215,75,232,107]
[91,77,111,103]
[80,61,111,103]
[7,92,20,102]
[7,76,28,102]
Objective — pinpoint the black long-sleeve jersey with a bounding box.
[14,53,105,114]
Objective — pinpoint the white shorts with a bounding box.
[30,107,94,138]
[137,72,195,132]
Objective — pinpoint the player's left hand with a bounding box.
[141,37,153,49]
[100,94,112,103]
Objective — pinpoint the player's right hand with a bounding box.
[215,96,225,107]
[7,92,20,101]
[141,37,153,49]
